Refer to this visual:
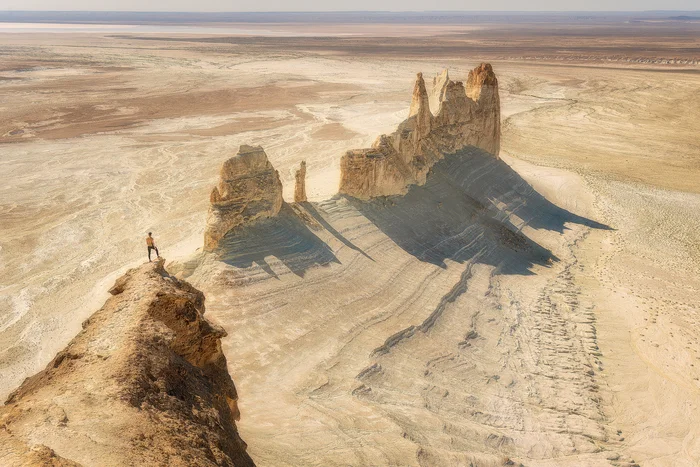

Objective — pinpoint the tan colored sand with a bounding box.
[0,26,698,466]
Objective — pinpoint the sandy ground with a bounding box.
[1,24,699,465]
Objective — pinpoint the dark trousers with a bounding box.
[148,246,159,260]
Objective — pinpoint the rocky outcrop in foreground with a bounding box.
[0,260,254,467]
[339,63,500,199]
[204,145,283,252]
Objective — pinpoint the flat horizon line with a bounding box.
[1,9,699,13]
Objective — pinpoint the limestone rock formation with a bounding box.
[204,145,283,251]
[339,63,500,199]
[294,160,307,203]
[465,63,501,155]
[429,68,449,115]
[0,259,255,467]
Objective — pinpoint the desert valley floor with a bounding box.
[1,18,699,466]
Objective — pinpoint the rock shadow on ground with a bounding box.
[216,204,340,278]
[345,147,611,274]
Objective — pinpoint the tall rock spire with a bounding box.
[408,72,432,137]
[466,63,500,156]
[204,145,283,251]
[429,68,450,116]
[294,160,307,203]
[466,63,498,103]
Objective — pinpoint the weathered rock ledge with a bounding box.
[339,63,500,199]
[0,259,255,467]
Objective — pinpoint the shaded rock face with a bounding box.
[294,160,307,203]
[339,63,500,199]
[0,260,255,467]
[204,145,283,252]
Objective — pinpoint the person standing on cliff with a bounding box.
[146,232,160,262]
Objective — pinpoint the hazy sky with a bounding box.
[1,0,697,11]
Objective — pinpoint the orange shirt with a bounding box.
[146,236,154,247]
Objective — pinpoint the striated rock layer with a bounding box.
[339,63,500,199]
[204,145,283,252]
[0,260,255,467]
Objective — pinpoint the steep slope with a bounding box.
[0,260,254,467]
[170,64,629,465]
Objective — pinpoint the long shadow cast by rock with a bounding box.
[346,147,611,274]
[441,147,613,233]
[216,204,340,278]
[298,201,374,261]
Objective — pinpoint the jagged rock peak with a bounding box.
[408,73,433,137]
[339,63,500,200]
[204,145,283,251]
[408,73,429,116]
[294,160,307,203]
[465,63,501,155]
[408,72,432,137]
[466,62,498,102]
[430,68,450,115]
[0,259,255,467]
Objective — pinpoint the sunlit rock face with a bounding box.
[294,160,307,203]
[0,260,255,467]
[429,68,449,116]
[465,63,501,155]
[204,145,284,252]
[338,63,500,200]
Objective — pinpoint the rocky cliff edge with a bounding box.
[0,259,255,467]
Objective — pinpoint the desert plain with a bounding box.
[1,13,699,466]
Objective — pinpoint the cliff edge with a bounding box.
[339,63,500,199]
[0,259,255,467]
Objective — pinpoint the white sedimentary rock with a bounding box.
[204,145,283,251]
[429,68,449,116]
[294,160,307,203]
[339,63,500,199]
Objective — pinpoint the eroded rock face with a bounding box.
[429,68,449,116]
[204,145,283,251]
[294,160,307,203]
[0,260,255,467]
[465,63,501,155]
[339,63,500,199]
